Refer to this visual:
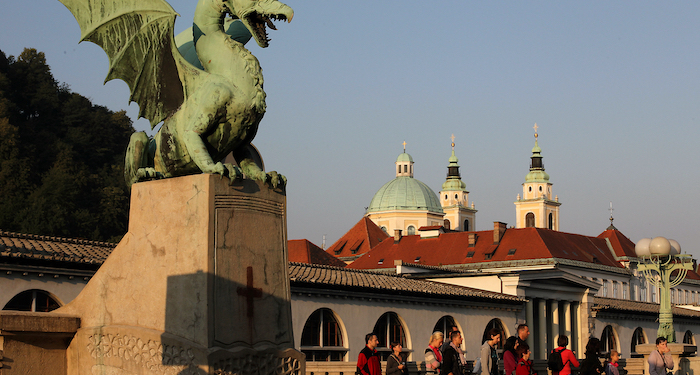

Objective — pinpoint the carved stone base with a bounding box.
[57,175,303,374]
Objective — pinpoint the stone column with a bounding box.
[526,299,535,349]
[550,300,560,350]
[537,298,547,359]
[562,301,572,344]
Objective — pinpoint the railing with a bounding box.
[304,358,644,375]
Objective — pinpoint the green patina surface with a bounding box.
[58,0,293,190]
[367,177,443,214]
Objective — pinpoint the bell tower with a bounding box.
[514,124,561,230]
[439,135,477,231]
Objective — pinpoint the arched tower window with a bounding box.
[407,226,416,235]
[630,327,646,357]
[300,308,347,361]
[3,290,61,312]
[600,325,617,355]
[381,226,388,235]
[433,316,458,338]
[683,331,694,345]
[464,219,470,232]
[548,213,554,229]
[444,219,451,230]
[373,312,409,360]
[525,213,535,228]
[482,318,506,349]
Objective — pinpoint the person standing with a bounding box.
[517,324,530,345]
[516,343,536,375]
[357,333,381,375]
[442,326,460,353]
[550,336,579,375]
[442,331,465,375]
[387,342,408,375]
[480,328,501,375]
[425,331,444,373]
[579,338,604,375]
[503,336,520,375]
[648,337,674,375]
[605,350,620,375]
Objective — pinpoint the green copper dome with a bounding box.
[396,153,413,162]
[367,177,443,214]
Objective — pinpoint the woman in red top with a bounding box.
[516,343,536,375]
[553,336,579,375]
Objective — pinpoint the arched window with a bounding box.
[630,327,646,357]
[373,312,409,360]
[433,316,458,338]
[300,308,347,361]
[381,226,388,234]
[525,213,535,228]
[3,290,61,312]
[444,219,451,230]
[600,325,617,355]
[482,319,506,349]
[407,226,416,235]
[683,331,694,345]
[548,213,553,230]
[464,219,470,232]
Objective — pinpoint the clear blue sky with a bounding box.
[2,1,699,256]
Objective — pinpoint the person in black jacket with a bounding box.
[579,338,604,375]
[442,331,465,375]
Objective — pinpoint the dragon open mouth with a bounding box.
[245,13,288,48]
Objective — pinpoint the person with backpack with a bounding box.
[548,335,579,375]
[516,343,537,375]
[579,338,604,375]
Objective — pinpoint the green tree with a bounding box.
[0,48,134,242]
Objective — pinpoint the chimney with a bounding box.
[468,233,477,247]
[493,222,507,244]
[394,229,402,243]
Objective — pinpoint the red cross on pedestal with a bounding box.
[237,266,263,318]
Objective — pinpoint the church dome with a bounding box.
[367,177,443,214]
[396,153,413,163]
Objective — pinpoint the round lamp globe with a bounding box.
[649,237,671,256]
[635,238,652,257]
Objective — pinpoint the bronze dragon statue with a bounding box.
[58,0,293,189]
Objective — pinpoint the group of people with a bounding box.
[357,326,675,375]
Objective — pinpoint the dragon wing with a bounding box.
[59,0,199,129]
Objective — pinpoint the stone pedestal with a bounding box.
[636,343,696,375]
[58,174,304,375]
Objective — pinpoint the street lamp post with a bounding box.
[635,237,693,342]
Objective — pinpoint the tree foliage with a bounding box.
[0,48,134,243]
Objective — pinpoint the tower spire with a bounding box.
[439,135,476,231]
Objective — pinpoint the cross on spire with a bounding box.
[451,134,455,149]
[402,141,407,152]
[533,123,539,140]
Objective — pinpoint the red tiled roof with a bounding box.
[0,230,114,264]
[326,217,389,258]
[288,239,347,267]
[419,225,443,231]
[597,229,637,258]
[347,227,626,270]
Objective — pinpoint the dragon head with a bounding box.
[224,0,294,48]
